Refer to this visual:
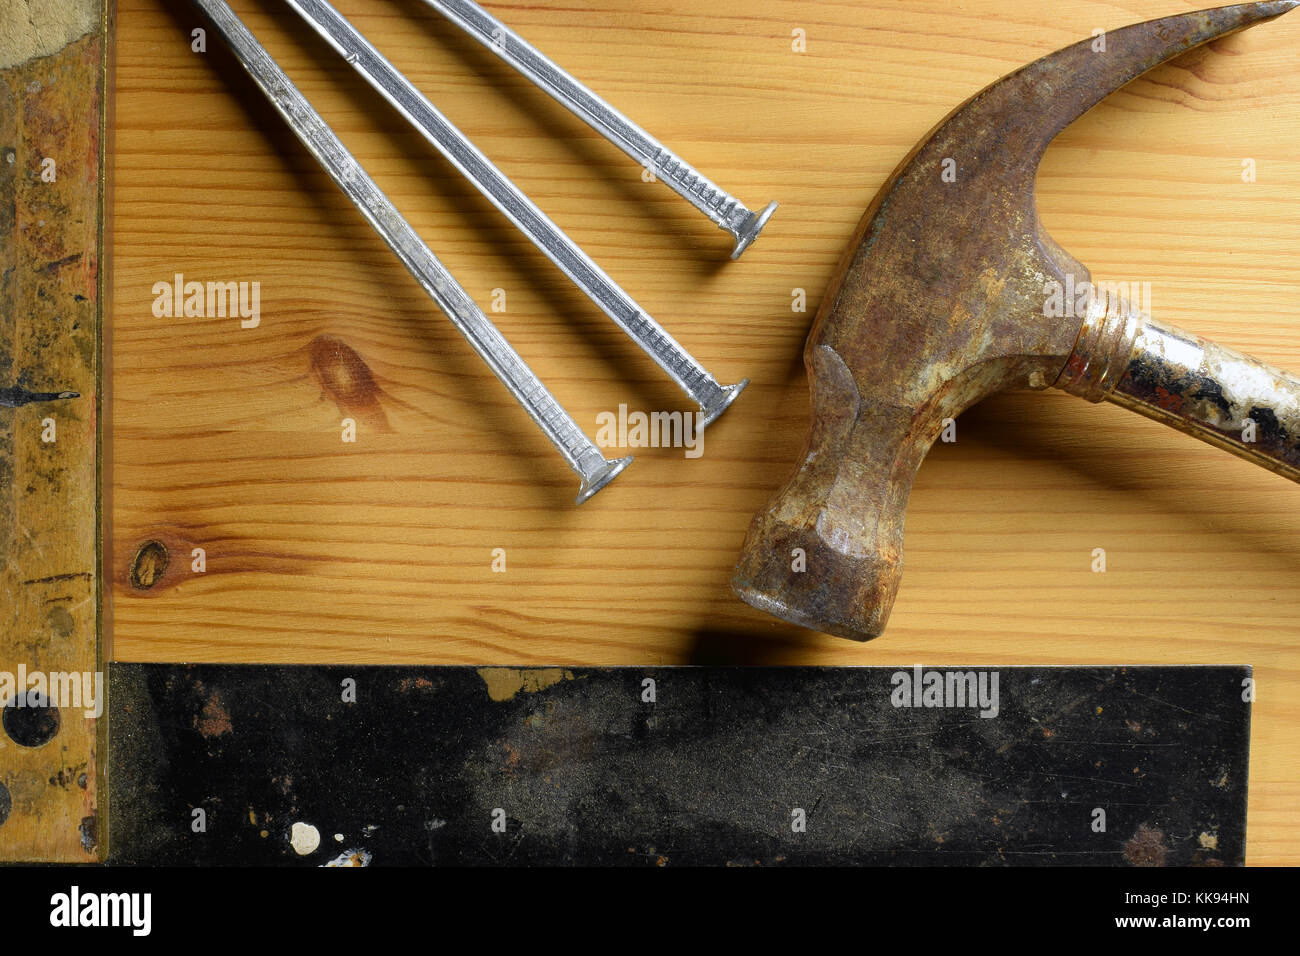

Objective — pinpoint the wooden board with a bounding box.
[0,0,107,862]
[109,0,1300,863]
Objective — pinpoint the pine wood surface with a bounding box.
[109,1,1299,862]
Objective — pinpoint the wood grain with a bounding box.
[110,0,1300,863]
[0,18,105,862]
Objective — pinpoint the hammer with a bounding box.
[733,2,1300,641]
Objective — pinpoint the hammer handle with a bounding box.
[1057,302,1300,483]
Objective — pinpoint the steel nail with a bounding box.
[192,0,632,504]
[289,0,747,425]
[419,0,778,260]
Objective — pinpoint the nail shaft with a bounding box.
[191,0,630,503]
[419,0,778,259]
[288,0,746,425]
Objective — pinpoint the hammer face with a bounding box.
[731,342,1055,640]
[733,345,913,640]
[732,524,897,641]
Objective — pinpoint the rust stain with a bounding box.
[194,686,233,739]
[324,848,372,867]
[1123,823,1168,867]
[1153,386,1184,414]
[308,334,389,431]
[501,742,520,771]
[477,667,573,702]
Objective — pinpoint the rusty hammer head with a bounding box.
[733,2,1298,641]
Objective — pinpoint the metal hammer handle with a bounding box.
[1055,293,1300,483]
